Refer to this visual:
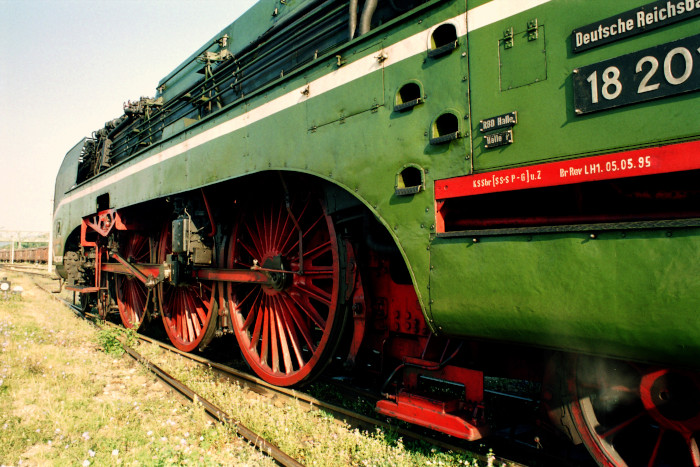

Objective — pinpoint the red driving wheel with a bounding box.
[157,223,218,352]
[225,194,348,386]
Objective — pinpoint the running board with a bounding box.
[376,364,487,441]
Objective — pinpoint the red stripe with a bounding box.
[435,140,700,200]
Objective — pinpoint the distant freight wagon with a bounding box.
[0,247,48,263]
[52,1,700,465]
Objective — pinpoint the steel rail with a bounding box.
[24,273,304,467]
[88,311,304,467]
[120,344,304,467]
[133,333,529,467]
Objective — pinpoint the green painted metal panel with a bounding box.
[429,228,700,366]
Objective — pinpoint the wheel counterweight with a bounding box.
[225,194,348,386]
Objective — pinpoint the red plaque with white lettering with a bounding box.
[435,140,700,200]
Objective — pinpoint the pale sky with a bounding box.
[0,0,257,232]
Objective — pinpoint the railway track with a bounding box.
[0,263,55,278]
[18,270,302,467]
[15,268,589,467]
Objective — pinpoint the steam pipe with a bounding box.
[349,0,358,39]
[359,0,380,35]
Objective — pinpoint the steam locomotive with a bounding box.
[52,1,700,465]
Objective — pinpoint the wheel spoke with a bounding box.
[248,300,264,351]
[287,291,326,329]
[274,206,293,255]
[280,198,312,257]
[185,291,203,335]
[295,282,332,306]
[647,428,665,467]
[687,433,700,467]
[280,292,316,355]
[270,303,280,373]
[116,233,149,330]
[273,296,295,374]
[244,222,263,261]
[599,410,646,439]
[240,288,262,331]
[303,240,331,263]
[260,303,270,366]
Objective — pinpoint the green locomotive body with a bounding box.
[53,1,700,464]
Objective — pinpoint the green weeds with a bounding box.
[96,326,136,356]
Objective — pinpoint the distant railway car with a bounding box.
[0,247,48,263]
[52,1,700,465]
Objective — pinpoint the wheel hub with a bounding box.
[262,255,291,293]
[640,369,700,432]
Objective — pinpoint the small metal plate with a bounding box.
[484,129,513,149]
[479,111,517,133]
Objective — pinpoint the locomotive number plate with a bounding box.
[573,34,700,114]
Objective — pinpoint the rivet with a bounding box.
[472,238,478,243]
[590,233,597,239]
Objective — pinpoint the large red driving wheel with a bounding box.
[225,194,347,387]
[567,355,700,467]
[115,233,150,330]
[157,223,218,352]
